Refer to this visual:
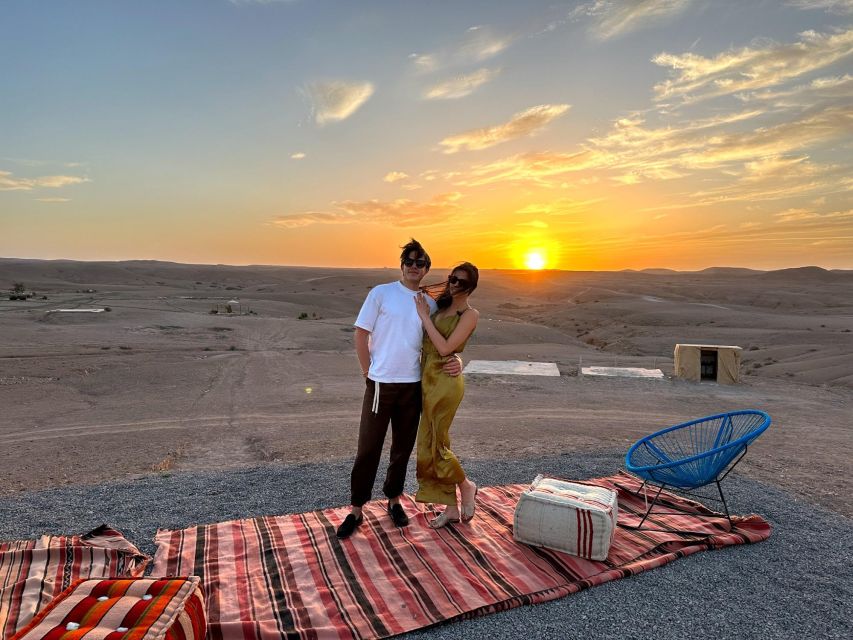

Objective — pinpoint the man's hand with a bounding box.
[442,354,463,377]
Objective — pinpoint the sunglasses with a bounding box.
[403,258,427,268]
[448,275,469,287]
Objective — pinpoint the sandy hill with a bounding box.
[759,266,844,282]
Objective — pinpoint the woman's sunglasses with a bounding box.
[448,275,469,287]
[402,258,427,268]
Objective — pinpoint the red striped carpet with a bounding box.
[152,472,771,640]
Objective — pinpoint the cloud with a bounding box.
[775,207,853,222]
[409,53,438,73]
[383,171,409,183]
[460,26,512,62]
[410,26,513,74]
[272,193,464,228]
[455,150,599,187]
[786,0,853,14]
[35,197,71,203]
[653,28,853,104]
[571,0,694,40]
[0,170,89,191]
[684,155,852,205]
[303,80,374,125]
[424,68,500,100]
[439,104,570,154]
[290,152,306,160]
[516,220,549,228]
[736,74,853,107]
[586,103,852,182]
[678,105,853,168]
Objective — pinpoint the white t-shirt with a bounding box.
[354,281,437,383]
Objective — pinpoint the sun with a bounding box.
[524,250,547,270]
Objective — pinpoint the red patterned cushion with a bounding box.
[9,577,205,640]
[0,525,150,638]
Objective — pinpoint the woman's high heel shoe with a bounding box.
[429,510,460,529]
[461,482,478,523]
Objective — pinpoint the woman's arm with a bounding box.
[415,293,479,357]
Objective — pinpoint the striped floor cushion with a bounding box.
[513,475,618,560]
[8,577,205,640]
[0,525,150,638]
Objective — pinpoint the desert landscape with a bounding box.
[1,258,851,517]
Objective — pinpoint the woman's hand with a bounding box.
[414,292,431,322]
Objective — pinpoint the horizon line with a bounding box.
[1,255,851,274]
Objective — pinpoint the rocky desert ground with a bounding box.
[1,259,851,516]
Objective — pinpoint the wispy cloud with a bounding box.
[409,53,438,74]
[736,74,853,107]
[303,80,374,125]
[653,28,853,104]
[586,103,852,182]
[35,197,71,203]
[439,104,570,154]
[775,207,853,222]
[272,193,463,228]
[786,0,853,14]
[516,220,549,228]
[290,152,306,160]
[687,155,852,204]
[424,68,500,100]
[0,170,89,191]
[455,150,598,187]
[410,26,513,74]
[383,171,409,183]
[571,0,694,40]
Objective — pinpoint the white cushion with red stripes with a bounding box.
[513,475,618,561]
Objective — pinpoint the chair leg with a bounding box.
[715,478,733,529]
[624,482,667,530]
[618,477,735,534]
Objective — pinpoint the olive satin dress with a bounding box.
[415,310,471,506]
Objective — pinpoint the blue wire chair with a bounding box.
[623,410,771,531]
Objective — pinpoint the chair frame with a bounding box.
[621,410,771,534]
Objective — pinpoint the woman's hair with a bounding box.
[420,261,479,309]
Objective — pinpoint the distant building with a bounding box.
[674,344,742,384]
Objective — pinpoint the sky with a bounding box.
[1,0,852,271]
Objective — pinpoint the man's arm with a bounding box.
[355,327,371,377]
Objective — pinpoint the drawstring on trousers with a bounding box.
[371,381,380,414]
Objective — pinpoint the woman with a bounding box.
[414,262,480,529]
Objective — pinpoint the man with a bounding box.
[336,239,462,538]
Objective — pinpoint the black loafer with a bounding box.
[336,513,363,538]
[388,502,409,527]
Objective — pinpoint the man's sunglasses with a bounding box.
[448,275,469,287]
[403,258,428,268]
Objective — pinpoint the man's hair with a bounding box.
[400,238,431,270]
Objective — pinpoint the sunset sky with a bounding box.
[2,0,852,271]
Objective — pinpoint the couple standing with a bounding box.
[336,239,480,538]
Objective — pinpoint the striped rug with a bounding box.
[0,525,151,639]
[152,472,771,639]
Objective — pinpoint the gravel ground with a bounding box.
[2,452,851,640]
